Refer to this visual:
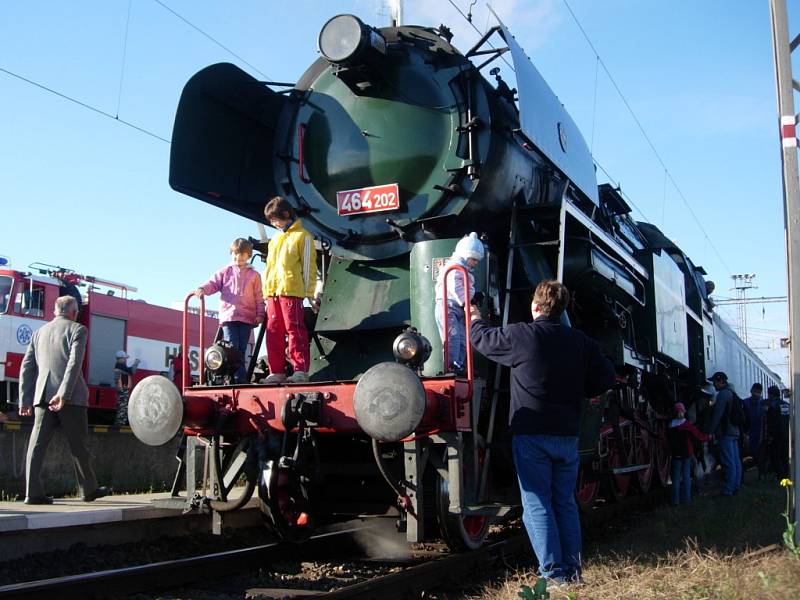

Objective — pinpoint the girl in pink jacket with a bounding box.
[195,238,265,382]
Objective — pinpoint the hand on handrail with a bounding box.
[469,304,482,321]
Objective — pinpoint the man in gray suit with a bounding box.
[18,295,110,504]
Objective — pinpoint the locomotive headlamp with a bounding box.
[203,340,243,385]
[205,345,225,371]
[395,338,418,361]
[318,14,386,66]
[392,328,432,369]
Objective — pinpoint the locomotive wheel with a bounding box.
[258,460,313,544]
[209,435,257,512]
[635,427,655,494]
[436,448,491,551]
[654,422,671,487]
[606,442,631,502]
[575,463,600,513]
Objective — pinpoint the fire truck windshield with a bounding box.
[0,276,11,313]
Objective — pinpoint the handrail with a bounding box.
[182,292,206,391]
[441,264,474,388]
[298,123,311,183]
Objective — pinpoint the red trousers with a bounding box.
[266,296,310,374]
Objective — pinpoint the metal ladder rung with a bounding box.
[510,240,559,248]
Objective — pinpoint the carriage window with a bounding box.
[14,284,45,318]
[0,276,11,313]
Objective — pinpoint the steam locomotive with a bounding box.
[129,13,780,550]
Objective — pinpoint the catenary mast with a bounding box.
[769,0,800,544]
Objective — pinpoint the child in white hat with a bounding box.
[434,232,485,374]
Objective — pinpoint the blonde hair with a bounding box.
[230,238,253,256]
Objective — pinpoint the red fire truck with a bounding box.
[0,261,218,423]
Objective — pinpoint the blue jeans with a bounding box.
[671,457,692,504]
[221,321,252,383]
[434,302,466,371]
[718,435,742,495]
[512,434,581,581]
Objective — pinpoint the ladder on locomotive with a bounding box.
[477,201,520,501]
[476,200,562,499]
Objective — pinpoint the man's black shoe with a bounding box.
[83,486,112,502]
[24,495,53,505]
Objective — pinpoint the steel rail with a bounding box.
[320,534,530,599]
[0,489,669,599]
[319,491,667,600]
[0,527,366,600]
[327,489,667,600]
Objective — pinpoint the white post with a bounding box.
[389,0,403,27]
[769,0,800,544]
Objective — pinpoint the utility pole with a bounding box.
[730,274,757,343]
[769,0,800,545]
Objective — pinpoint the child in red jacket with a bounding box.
[668,402,710,505]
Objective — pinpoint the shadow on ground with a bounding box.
[583,470,786,563]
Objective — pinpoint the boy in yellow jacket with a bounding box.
[262,196,318,383]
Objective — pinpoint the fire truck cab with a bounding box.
[0,262,217,423]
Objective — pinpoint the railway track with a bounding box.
[312,534,529,600]
[0,527,366,600]
[0,488,669,599]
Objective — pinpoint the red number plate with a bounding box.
[336,183,400,216]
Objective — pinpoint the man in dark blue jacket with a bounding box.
[744,383,764,461]
[470,280,615,584]
[704,371,741,495]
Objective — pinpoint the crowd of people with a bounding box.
[665,373,791,506]
[9,209,792,591]
[696,374,791,492]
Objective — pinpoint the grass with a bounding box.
[470,474,800,599]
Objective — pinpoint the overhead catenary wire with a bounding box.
[594,159,652,223]
[3,2,276,145]
[589,55,599,154]
[152,0,272,80]
[448,1,732,279]
[560,0,733,278]
[115,0,133,119]
[0,66,170,143]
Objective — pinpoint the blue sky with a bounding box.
[0,1,794,380]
